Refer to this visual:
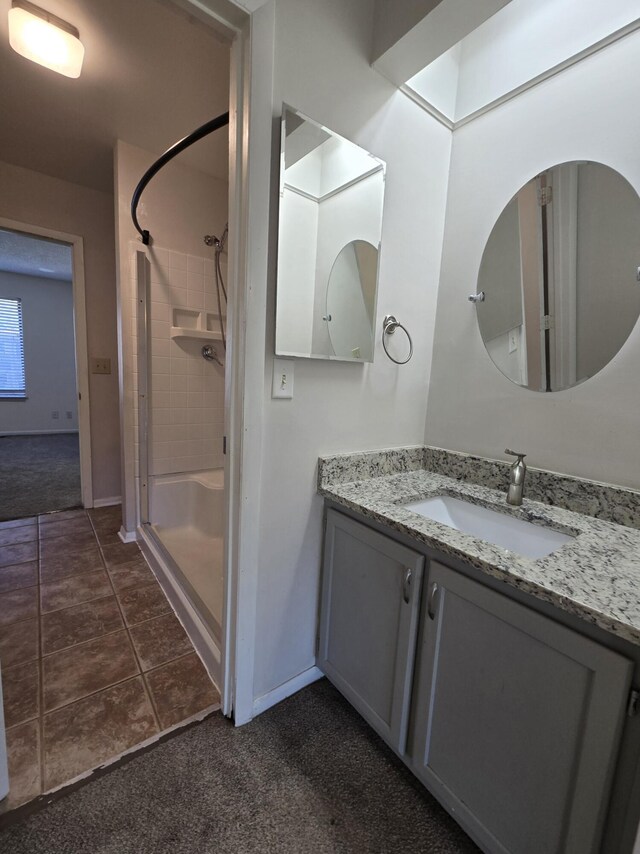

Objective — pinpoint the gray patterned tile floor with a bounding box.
[0,506,219,811]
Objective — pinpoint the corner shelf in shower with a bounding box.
[170,327,223,342]
[170,308,224,343]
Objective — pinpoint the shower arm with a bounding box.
[130,111,230,246]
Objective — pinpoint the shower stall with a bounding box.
[134,230,227,649]
[129,113,230,668]
[133,227,228,643]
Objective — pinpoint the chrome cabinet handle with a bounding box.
[403,568,413,604]
[427,582,439,619]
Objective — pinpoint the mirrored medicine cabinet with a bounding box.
[475,161,640,392]
[275,105,386,362]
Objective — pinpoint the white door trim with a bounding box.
[219,0,275,725]
[0,216,93,508]
[169,0,274,725]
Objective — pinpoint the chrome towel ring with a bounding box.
[382,315,413,365]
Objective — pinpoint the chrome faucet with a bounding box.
[505,449,527,506]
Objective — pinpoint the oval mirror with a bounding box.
[325,240,378,361]
[475,161,640,392]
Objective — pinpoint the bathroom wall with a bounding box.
[425,28,640,490]
[311,172,384,357]
[114,141,228,531]
[252,0,452,701]
[0,272,78,433]
[574,163,640,382]
[276,188,318,353]
[277,171,383,358]
[145,246,225,476]
[454,0,640,120]
[0,161,121,503]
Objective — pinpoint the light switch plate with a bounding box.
[272,359,294,399]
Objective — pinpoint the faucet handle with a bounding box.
[505,449,526,459]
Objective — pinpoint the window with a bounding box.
[0,298,26,399]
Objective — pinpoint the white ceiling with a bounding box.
[0,228,73,279]
[0,0,231,193]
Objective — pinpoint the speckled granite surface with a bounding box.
[318,446,640,529]
[318,449,640,646]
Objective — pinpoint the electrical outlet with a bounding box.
[51,411,59,419]
[91,358,111,375]
[272,359,294,399]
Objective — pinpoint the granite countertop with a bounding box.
[318,461,640,647]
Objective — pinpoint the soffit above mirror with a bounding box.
[402,0,640,127]
[371,0,512,90]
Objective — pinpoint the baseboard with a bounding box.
[252,666,324,718]
[0,430,79,436]
[93,496,121,508]
[118,526,138,543]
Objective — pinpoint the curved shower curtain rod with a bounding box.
[130,111,230,246]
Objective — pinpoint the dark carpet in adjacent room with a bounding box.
[0,433,81,521]
[1,679,480,854]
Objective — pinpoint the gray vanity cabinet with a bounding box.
[410,560,633,854]
[318,509,425,755]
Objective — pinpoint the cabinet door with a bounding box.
[411,560,633,854]
[318,510,424,755]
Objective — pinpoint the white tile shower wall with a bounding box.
[128,243,225,477]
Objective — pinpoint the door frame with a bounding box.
[0,216,93,508]
[157,0,273,723]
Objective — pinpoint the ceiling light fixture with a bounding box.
[8,0,84,78]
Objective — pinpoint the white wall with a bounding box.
[406,43,461,119]
[278,168,383,359]
[371,0,511,87]
[455,0,640,119]
[114,141,228,532]
[425,29,640,490]
[275,188,317,355]
[146,246,226,477]
[311,171,384,357]
[252,0,452,701]
[0,161,121,502]
[574,162,640,381]
[0,272,77,433]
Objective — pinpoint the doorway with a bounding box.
[0,222,93,521]
[0,0,256,814]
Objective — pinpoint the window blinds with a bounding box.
[0,298,26,398]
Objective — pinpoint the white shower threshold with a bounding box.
[152,523,223,629]
[137,525,223,694]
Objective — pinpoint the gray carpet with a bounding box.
[1,680,479,854]
[0,434,81,521]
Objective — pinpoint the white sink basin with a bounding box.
[403,495,574,559]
